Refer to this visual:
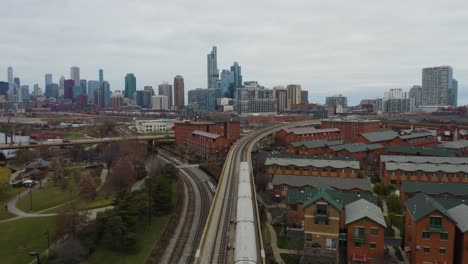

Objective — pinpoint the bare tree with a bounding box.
[109,156,136,191]
[50,157,65,187]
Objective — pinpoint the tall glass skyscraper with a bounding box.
[158,82,173,108]
[422,66,453,106]
[173,75,185,110]
[99,69,104,83]
[45,74,53,89]
[124,73,136,99]
[207,46,219,88]
[230,61,242,91]
[70,66,80,86]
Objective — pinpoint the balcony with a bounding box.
[352,235,366,243]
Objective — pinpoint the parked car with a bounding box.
[22,180,35,187]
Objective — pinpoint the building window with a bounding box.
[432,172,437,177]
[402,171,406,176]
[391,171,395,176]
[354,242,362,248]
[440,233,448,240]
[370,228,378,236]
[306,233,313,242]
[423,247,430,254]
[342,169,345,173]
[429,217,442,229]
[422,231,430,239]
[439,248,446,255]
[443,173,447,178]
[423,172,427,177]
[370,243,376,249]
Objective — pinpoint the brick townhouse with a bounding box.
[186,130,231,161]
[275,126,341,146]
[355,131,437,147]
[320,119,380,142]
[401,181,468,202]
[174,120,240,145]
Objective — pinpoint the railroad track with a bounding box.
[159,153,212,263]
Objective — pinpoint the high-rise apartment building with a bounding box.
[231,62,242,91]
[80,80,87,95]
[64,79,75,99]
[301,90,309,104]
[173,75,185,110]
[220,70,234,97]
[70,66,80,86]
[45,83,59,99]
[409,85,423,107]
[124,73,136,99]
[326,95,348,108]
[87,81,100,103]
[286,84,302,109]
[158,82,173,108]
[234,81,277,116]
[188,88,222,112]
[450,79,458,107]
[59,76,65,97]
[7,66,13,91]
[144,86,154,95]
[207,46,219,89]
[273,86,287,113]
[136,90,152,108]
[422,66,453,106]
[151,95,169,110]
[45,74,53,89]
[384,88,407,99]
[99,69,104,83]
[14,77,20,89]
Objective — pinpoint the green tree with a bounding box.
[145,173,173,215]
[79,175,97,201]
[96,211,136,252]
[0,152,6,161]
[386,193,402,213]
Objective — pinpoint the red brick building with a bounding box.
[404,194,458,264]
[275,126,341,146]
[285,141,384,168]
[174,120,240,145]
[265,155,360,178]
[321,119,380,142]
[379,155,468,188]
[186,130,231,161]
[401,181,468,202]
[447,204,468,264]
[345,199,386,264]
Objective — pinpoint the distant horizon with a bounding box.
[1,0,467,106]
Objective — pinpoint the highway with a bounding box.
[195,120,320,264]
[0,135,173,150]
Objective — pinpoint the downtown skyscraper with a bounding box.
[70,66,80,86]
[421,66,453,107]
[207,46,219,88]
[7,66,13,90]
[173,75,185,110]
[158,82,173,108]
[124,73,136,99]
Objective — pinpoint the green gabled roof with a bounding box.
[285,189,318,205]
[286,185,376,212]
[402,181,468,196]
[290,140,343,149]
[405,193,457,223]
[387,145,460,157]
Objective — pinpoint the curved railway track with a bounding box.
[159,153,212,263]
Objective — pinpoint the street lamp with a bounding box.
[29,251,40,264]
[43,230,50,259]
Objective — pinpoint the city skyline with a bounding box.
[0,1,467,105]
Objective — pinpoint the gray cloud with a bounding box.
[1,0,467,105]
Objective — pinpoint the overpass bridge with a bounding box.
[0,135,173,150]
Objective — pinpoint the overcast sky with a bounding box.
[1,0,467,105]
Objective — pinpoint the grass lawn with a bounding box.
[16,180,79,213]
[0,167,26,220]
[0,217,55,264]
[61,131,84,140]
[274,226,304,250]
[87,215,169,264]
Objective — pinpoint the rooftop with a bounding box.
[405,193,456,222]
[447,204,468,232]
[380,155,468,165]
[398,132,434,141]
[360,130,398,143]
[192,130,220,139]
[437,139,468,150]
[286,185,376,209]
[385,162,468,173]
[345,199,387,227]
[322,119,380,123]
[272,175,372,192]
[289,140,343,149]
[329,143,383,153]
[386,146,460,157]
[283,127,340,135]
[265,156,360,169]
[25,158,49,169]
[402,181,468,196]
